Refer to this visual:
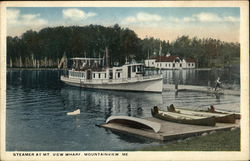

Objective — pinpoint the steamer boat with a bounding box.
[60,56,163,93]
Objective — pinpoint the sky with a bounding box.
[6,7,240,42]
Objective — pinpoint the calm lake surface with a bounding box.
[6,68,240,151]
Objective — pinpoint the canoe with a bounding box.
[151,108,216,126]
[175,108,237,123]
[199,109,241,119]
[106,115,161,133]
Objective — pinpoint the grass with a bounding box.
[138,128,240,151]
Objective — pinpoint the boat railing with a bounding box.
[80,74,162,84]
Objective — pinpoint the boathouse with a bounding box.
[145,54,195,69]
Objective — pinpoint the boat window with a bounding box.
[132,66,136,72]
[173,63,175,67]
[105,73,106,78]
[99,73,101,78]
[93,73,95,78]
[180,64,182,67]
[137,65,143,72]
[118,73,120,78]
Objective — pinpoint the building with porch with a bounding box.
[145,55,195,69]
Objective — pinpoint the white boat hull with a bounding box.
[106,115,161,133]
[61,76,163,93]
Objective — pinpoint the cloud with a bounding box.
[169,12,239,23]
[194,13,240,22]
[123,12,162,24]
[7,9,20,24]
[183,17,196,22]
[124,16,137,23]
[194,12,222,22]
[224,16,240,22]
[7,9,48,26]
[168,17,181,23]
[62,8,96,21]
[137,12,162,22]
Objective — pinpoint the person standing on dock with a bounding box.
[215,77,221,91]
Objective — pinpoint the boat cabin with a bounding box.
[68,58,145,81]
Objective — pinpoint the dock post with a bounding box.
[208,81,211,87]
[207,81,211,90]
[175,82,178,91]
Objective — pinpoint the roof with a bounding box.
[185,58,196,62]
[155,56,180,62]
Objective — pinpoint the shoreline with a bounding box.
[7,67,214,71]
[135,128,240,151]
[7,67,64,71]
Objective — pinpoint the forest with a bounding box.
[7,24,240,68]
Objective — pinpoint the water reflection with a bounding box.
[146,67,240,89]
[60,87,163,121]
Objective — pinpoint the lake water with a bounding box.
[6,69,240,151]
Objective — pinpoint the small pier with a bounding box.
[163,84,240,96]
[99,118,240,141]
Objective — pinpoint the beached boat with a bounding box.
[174,108,237,123]
[198,108,241,120]
[60,57,163,92]
[105,115,161,133]
[151,107,216,126]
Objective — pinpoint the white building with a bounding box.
[145,55,195,69]
[145,59,156,68]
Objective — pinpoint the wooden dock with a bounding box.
[163,84,240,96]
[99,117,240,141]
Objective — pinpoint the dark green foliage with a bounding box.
[7,25,240,68]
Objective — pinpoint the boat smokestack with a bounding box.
[105,46,109,68]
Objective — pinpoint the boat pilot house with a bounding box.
[61,57,163,92]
